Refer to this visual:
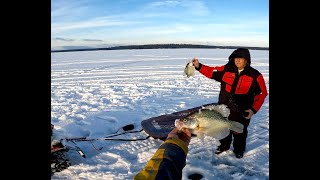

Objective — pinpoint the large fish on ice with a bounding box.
[175,104,244,139]
[183,61,195,78]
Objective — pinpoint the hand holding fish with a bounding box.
[167,127,191,145]
[192,58,199,68]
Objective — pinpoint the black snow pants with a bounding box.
[217,110,251,154]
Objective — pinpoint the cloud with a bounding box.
[51,0,268,48]
[52,17,137,35]
[149,0,181,8]
[147,0,209,16]
[51,38,110,51]
[82,39,103,42]
[53,37,75,41]
[51,0,91,21]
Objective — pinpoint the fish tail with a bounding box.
[229,121,244,133]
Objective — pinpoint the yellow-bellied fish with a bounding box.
[175,104,244,139]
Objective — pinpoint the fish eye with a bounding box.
[183,119,188,122]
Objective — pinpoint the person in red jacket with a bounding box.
[192,48,268,158]
[134,127,191,180]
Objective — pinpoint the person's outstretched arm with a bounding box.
[192,58,224,81]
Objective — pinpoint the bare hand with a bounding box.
[192,58,199,68]
[244,109,254,119]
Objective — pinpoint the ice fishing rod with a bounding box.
[65,135,151,142]
[63,124,150,142]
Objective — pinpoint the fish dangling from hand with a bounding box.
[175,104,244,139]
[183,60,195,78]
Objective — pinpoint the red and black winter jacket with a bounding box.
[195,48,268,114]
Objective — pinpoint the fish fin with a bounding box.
[206,128,231,140]
[197,127,209,138]
[183,63,188,76]
[203,104,230,117]
[183,70,187,76]
[183,70,192,77]
[197,133,205,139]
[216,129,231,140]
[229,121,244,133]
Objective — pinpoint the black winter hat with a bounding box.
[228,48,251,65]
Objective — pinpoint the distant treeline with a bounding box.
[51,44,269,53]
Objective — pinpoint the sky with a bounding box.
[51,48,269,179]
[51,0,269,50]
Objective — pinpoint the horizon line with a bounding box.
[51,43,269,53]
